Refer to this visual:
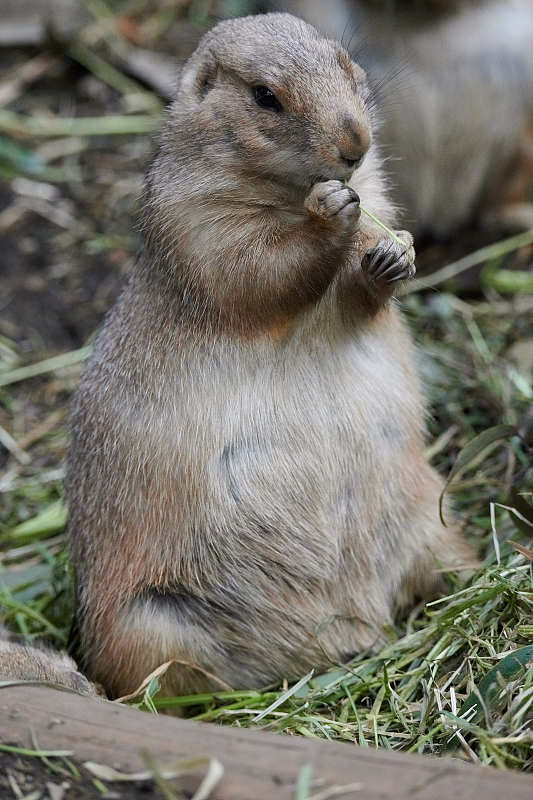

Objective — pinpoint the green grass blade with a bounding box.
[439,425,517,524]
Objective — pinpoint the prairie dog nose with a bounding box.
[338,114,371,167]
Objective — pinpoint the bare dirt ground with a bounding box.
[0,49,141,353]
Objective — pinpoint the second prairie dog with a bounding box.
[67,13,474,700]
[0,624,96,695]
[281,0,533,236]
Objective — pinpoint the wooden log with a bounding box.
[1,685,532,799]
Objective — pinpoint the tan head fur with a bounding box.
[174,14,370,186]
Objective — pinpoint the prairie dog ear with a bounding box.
[181,49,217,100]
[352,60,370,101]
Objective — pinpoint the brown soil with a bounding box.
[0,49,146,354]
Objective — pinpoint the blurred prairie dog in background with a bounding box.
[280,0,533,237]
[64,13,473,701]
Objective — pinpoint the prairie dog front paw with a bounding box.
[362,230,415,287]
[305,180,360,230]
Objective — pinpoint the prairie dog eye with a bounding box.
[253,85,283,112]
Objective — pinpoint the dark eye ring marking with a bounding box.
[253,85,283,112]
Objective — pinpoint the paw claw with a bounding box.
[361,233,416,289]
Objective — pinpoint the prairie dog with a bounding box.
[66,13,473,700]
[0,625,96,695]
[281,0,533,236]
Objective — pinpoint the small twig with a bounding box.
[308,783,363,800]
[0,424,30,465]
[17,410,64,451]
[35,136,88,163]
[141,750,183,800]
[68,41,162,112]
[0,21,44,47]
[31,729,71,778]
[0,55,57,108]
[359,205,406,248]
[85,752,224,800]
[0,346,91,387]
[0,109,162,138]
[252,669,314,723]
[0,744,73,758]
[16,196,76,229]
[115,658,233,703]
[406,229,533,293]
[444,294,533,317]
[424,425,458,462]
[0,203,26,233]
[6,772,23,800]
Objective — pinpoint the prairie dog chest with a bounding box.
[180,311,421,489]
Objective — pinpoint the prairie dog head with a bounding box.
[168,13,372,191]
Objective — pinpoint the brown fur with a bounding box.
[64,13,474,700]
[0,625,96,695]
[281,0,533,236]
